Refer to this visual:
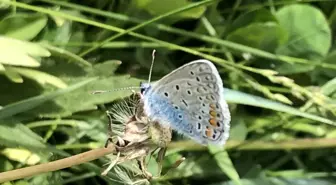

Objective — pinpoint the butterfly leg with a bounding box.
[137,156,153,179]
[104,110,114,148]
[156,147,167,176]
[101,151,120,176]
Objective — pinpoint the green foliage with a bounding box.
[0,0,335,185]
[275,4,331,74]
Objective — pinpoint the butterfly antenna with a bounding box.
[91,86,140,94]
[147,49,156,84]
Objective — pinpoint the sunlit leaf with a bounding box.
[0,36,50,67]
[2,67,23,83]
[8,67,67,88]
[1,148,40,165]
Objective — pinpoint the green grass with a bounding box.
[0,0,335,184]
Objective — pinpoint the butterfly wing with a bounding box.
[143,60,230,145]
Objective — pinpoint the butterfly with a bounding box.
[139,59,230,145]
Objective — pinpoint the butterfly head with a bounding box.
[140,82,151,95]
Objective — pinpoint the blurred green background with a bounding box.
[0,0,336,184]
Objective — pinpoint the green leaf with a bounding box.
[162,154,226,180]
[8,67,67,88]
[2,67,23,83]
[27,60,141,118]
[0,78,96,120]
[227,9,278,35]
[321,76,336,96]
[0,63,4,71]
[208,146,242,185]
[227,22,287,52]
[275,4,331,74]
[0,156,14,172]
[212,177,335,185]
[134,0,206,19]
[224,88,335,126]
[0,13,47,40]
[314,50,336,80]
[0,36,50,67]
[0,123,45,149]
[229,118,247,141]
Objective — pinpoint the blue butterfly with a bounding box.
[139,59,230,145]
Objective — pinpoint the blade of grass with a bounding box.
[40,0,336,70]
[209,146,242,185]
[10,1,336,75]
[41,43,92,67]
[224,88,335,126]
[78,0,217,56]
[8,1,335,120]
[168,138,336,151]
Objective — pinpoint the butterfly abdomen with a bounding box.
[143,92,194,136]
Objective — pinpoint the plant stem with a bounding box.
[168,138,336,152]
[0,145,115,183]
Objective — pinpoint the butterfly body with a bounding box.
[140,60,230,145]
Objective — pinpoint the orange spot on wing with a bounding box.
[210,110,216,117]
[209,118,216,126]
[210,103,216,109]
[206,128,212,137]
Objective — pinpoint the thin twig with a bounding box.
[0,145,115,183]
